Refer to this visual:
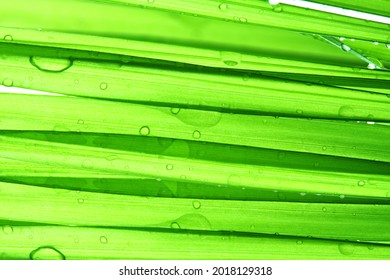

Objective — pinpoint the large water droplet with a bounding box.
[77,119,84,125]
[3,35,13,41]
[100,82,108,90]
[338,243,355,256]
[2,78,13,87]
[358,180,365,186]
[192,130,201,139]
[175,214,211,230]
[166,164,173,170]
[170,222,181,229]
[100,236,108,244]
[219,3,228,10]
[30,56,73,72]
[170,108,180,115]
[192,200,201,209]
[2,225,13,234]
[296,240,303,245]
[139,126,150,136]
[220,51,241,66]
[30,246,66,260]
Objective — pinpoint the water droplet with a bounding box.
[30,56,73,72]
[192,200,201,209]
[386,44,390,49]
[338,106,355,117]
[358,180,365,186]
[77,119,84,125]
[100,236,108,244]
[339,194,345,199]
[242,74,250,81]
[2,78,13,87]
[170,108,180,114]
[277,151,286,159]
[367,244,375,250]
[170,222,181,229]
[74,238,79,243]
[367,63,376,69]
[100,82,108,90]
[367,121,375,125]
[82,159,93,169]
[269,0,280,4]
[300,192,306,196]
[277,192,286,200]
[272,4,283,12]
[339,37,346,41]
[227,174,241,186]
[147,0,154,3]
[338,243,355,256]
[296,240,303,245]
[373,42,379,45]
[220,51,241,66]
[219,3,228,10]
[78,198,84,203]
[322,207,327,212]
[166,164,173,170]
[74,79,79,84]
[239,17,247,23]
[139,126,150,136]
[2,225,13,234]
[30,246,66,260]
[192,130,201,139]
[322,146,327,151]
[341,44,351,52]
[3,35,13,41]
[296,109,303,114]
[106,155,119,161]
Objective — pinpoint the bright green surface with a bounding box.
[0,0,389,260]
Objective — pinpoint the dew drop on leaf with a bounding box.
[30,246,66,260]
[100,236,108,244]
[338,243,355,256]
[2,225,13,234]
[192,130,201,139]
[2,78,13,87]
[100,82,108,90]
[192,200,201,209]
[139,126,151,136]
